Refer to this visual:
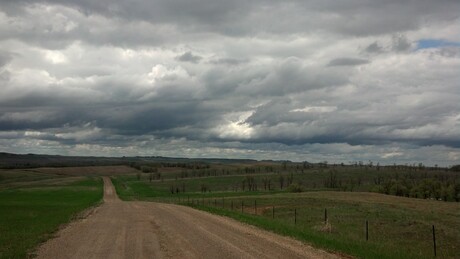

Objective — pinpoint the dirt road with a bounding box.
[35,177,341,259]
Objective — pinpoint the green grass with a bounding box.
[113,175,460,259]
[189,204,400,259]
[0,177,103,258]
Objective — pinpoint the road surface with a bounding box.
[35,177,341,259]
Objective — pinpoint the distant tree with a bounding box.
[324,170,338,188]
[149,173,153,182]
[287,173,294,186]
[282,161,287,170]
[201,184,208,193]
[279,175,285,190]
[303,161,309,169]
[262,177,269,190]
[450,165,460,172]
[246,176,256,191]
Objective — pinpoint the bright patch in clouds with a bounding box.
[44,50,68,64]
[290,106,337,113]
[214,111,254,140]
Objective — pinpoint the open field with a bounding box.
[0,169,103,258]
[112,171,460,259]
[33,165,140,177]
[0,156,458,258]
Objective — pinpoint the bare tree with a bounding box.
[279,175,285,190]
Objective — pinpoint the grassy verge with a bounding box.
[188,204,399,259]
[0,177,103,258]
[112,175,460,258]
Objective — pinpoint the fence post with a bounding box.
[324,208,328,224]
[241,200,244,213]
[366,220,369,241]
[294,208,297,225]
[214,199,217,206]
[272,206,275,219]
[254,200,257,214]
[432,225,437,257]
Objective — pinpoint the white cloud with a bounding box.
[148,64,190,83]
[290,106,337,113]
[43,50,68,64]
[213,111,254,140]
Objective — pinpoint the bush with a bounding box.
[287,183,304,193]
[450,165,460,172]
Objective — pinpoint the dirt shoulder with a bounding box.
[35,177,341,259]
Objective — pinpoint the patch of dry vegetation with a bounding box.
[34,165,140,176]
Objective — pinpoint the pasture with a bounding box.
[0,168,104,258]
[112,164,460,259]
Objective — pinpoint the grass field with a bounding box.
[113,173,460,259]
[0,169,103,258]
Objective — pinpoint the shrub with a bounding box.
[287,183,304,193]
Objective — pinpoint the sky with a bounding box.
[0,1,459,166]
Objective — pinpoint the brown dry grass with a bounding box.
[296,191,460,213]
[34,165,140,176]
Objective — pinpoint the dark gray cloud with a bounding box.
[210,57,248,66]
[176,51,202,63]
[327,57,369,66]
[364,42,383,54]
[1,0,459,48]
[0,51,13,67]
[0,0,459,165]
[392,35,412,52]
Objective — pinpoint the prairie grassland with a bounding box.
[33,165,139,176]
[113,173,460,259]
[0,169,103,258]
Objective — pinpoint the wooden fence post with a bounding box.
[433,225,437,257]
[366,220,369,241]
[294,208,297,225]
[324,208,328,224]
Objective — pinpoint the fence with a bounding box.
[165,196,443,257]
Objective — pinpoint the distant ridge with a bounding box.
[0,152,279,169]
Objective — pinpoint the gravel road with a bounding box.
[35,177,341,259]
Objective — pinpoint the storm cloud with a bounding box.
[0,0,459,165]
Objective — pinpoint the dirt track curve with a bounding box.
[35,177,341,259]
